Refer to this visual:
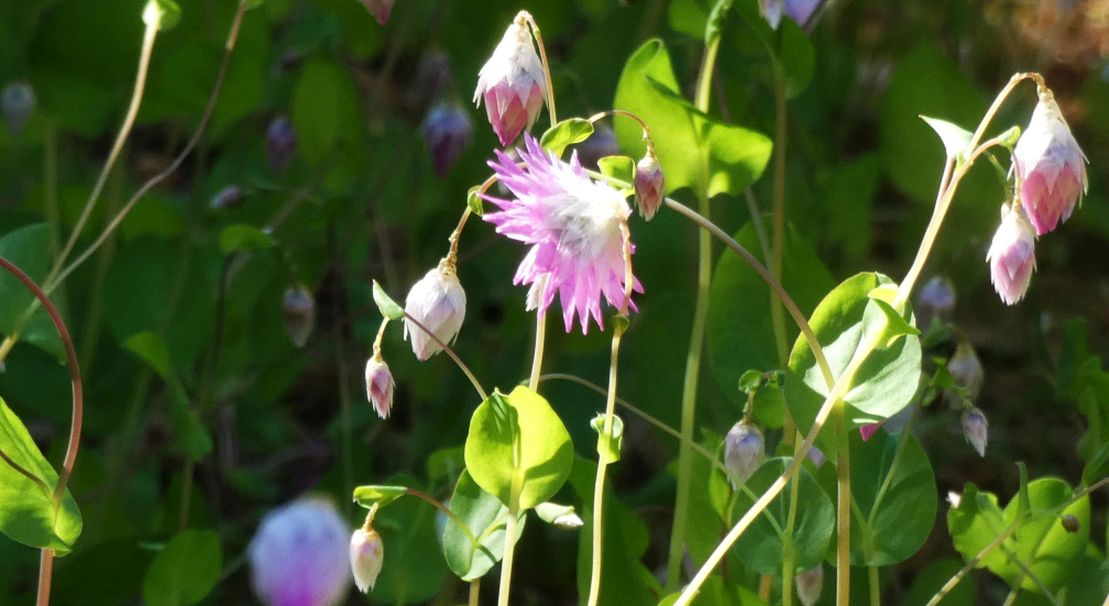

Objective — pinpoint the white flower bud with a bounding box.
[365,356,395,419]
[248,497,351,606]
[724,420,764,489]
[473,12,547,146]
[1013,88,1088,236]
[961,407,988,458]
[795,564,824,606]
[403,261,467,361]
[350,527,384,593]
[986,203,1036,306]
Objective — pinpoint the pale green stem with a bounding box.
[521,11,557,125]
[586,324,626,606]
[497,469,522,605]
[769,60,790,373]
[402,311,488,401]
[529,310,547,390]
[869,566,880,606]
[834,403,851,606]
[469,580,480,606]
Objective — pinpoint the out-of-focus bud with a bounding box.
[535,502,583,530]
[759,0,784,29]
[278,50,304,73]
[1060,514,1080,533]
[961,407,988,457]
[634,151,664,221]
[1013,88,1088,236]
[404,261,467,361]
[723,419,765,489]
[360,0,394,25]
[784,0,822,26]
[209,184,246,210]
[795,564,824,606]
[266,115,297,173]
[986,204,1036,306]
[859,422,882,442]
[917,275,956,327]
[364,355,395,419]
[422,101,472,177]
[806,445,826,468]
[349,527,384,593]
[946,338,984,404]
[2,81,35,136]
[569,125,619,170]
[473,12,547,146]
[409,50,453,111]
[283,283,316,348]
[248,497,351,606]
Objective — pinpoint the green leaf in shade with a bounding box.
[731,457,834,575]
[372,280,405,321]
[590,413,624,464]
[464,386,573,510]
[0,396,82,554]
[948,478,1090,594]
[706,222,835,428]
[217,224,275,254]
[597,155,635,187]
[441,470,525,581]
[785,273,922,454]
[291,58,363,165]
[352,484,408,509]
[142,530,221,606]
[0,224,66,359]
[370,474,448,604]
[920,115,973,161]
[540,118,595,157]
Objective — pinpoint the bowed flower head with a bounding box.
[248,498,351,606]
[1014,88,1088,236]
[350,527,384,592]
[404,261,467,360]
[483,134,641,334]
[364,356,395,419]
[473,13,547,146]
[986,204,1036,306]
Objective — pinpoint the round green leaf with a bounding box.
[441,470,525,581]
[731,457,834,575]
[464,386,573,510]
[142,530,221,606]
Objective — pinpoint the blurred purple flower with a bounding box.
[249,498,351,606]
[266,116,297,173]
[423,101,472,177]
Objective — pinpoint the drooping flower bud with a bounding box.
[266,115,297,173]
[917,275,956,326]
[946,338,984,404]
[1013,88,1088,236]
[635,151,664,221]
[795,564,824,606]
[365,355,395,419]
[360,0,394,26]
[986,204,1036,306]
[422,101,472,177]
[723,419,765,489]
[404,261,467,361]
[961,407,988,457]
[283,283,316,348]
[473,13,547,146]
[2,81,35,136]
[248,497,351,606]
[350,527,384,593]
[805,445,826,468]
[210,184,246,210]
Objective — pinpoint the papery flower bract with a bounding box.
[796,565,824,606]
[404,262,467,360]
[961,407,989,457]
[482,134,641,333]
[1014,88,1088,236]
[473,13,547,146]
[423,101,473,177]
[723,420,764,489]
[364,356,395,419]
[634,152,664,221]
[350,527,384,593]
[986,204,1036,305]
[248,497,351,606]
[360,0,394,25]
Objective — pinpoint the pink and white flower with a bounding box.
[350,527,384,592]
[404,262,467,360]
[482,134,641,333]
[364,356,395,419]
[473,13,547,146]
[634,152,664,221]
[986,204,1036,305]
[1013,89,1088,236]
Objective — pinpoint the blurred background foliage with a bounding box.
[0,0,1106,603]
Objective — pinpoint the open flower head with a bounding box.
[986,204,1036,306]
[1014,88,1088,236]
[483,134,641,333]
[473,13,547,146]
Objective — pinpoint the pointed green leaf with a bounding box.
[352,485,408,509]
[920,115,973,160]
[372,280,405,321]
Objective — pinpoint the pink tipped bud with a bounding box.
[350,527,384,593]
[422,101,473,177]
[3,81,35,136]
[961,407,988,457]
[404,261,467,361]
[917,275,956,326]
[473,13,547,146]
[946,339,984,403]
[795,565,824,606]
[365,356,395,419]
[282,283,316,348]
[724,420,764,489]
[249,498,351,606]
[266,116,297,173]
[1014,89,1088,236]
[986,204,1036,306]
[635,152,665,221]
[360,0,394,25]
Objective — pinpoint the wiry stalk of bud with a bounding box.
[634,150,664,221]
[961,407,989,457]
[473,12,547,146]
[986,203,1036,305]
[404,259,467,361]
[1013,87,1088,236]
[723,419,765,489]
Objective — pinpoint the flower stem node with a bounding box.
[350,527,385,593]
[473,13,547,146]
[403,261,467,361]
[723,419,765,489]
[986,203,1036,306]
[364,355,395,419]
[282,283,316,348]
[961,407,989,458]
[795,564,824,606]
[1013,88,1088,236]
[634,151,665,221]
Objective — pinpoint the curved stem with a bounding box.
[834,406,851,605]
[405,488,481,549]
[402,311,488,401]
[497,474,522,605]
[521,12,557,125]
[36,552,54,606]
